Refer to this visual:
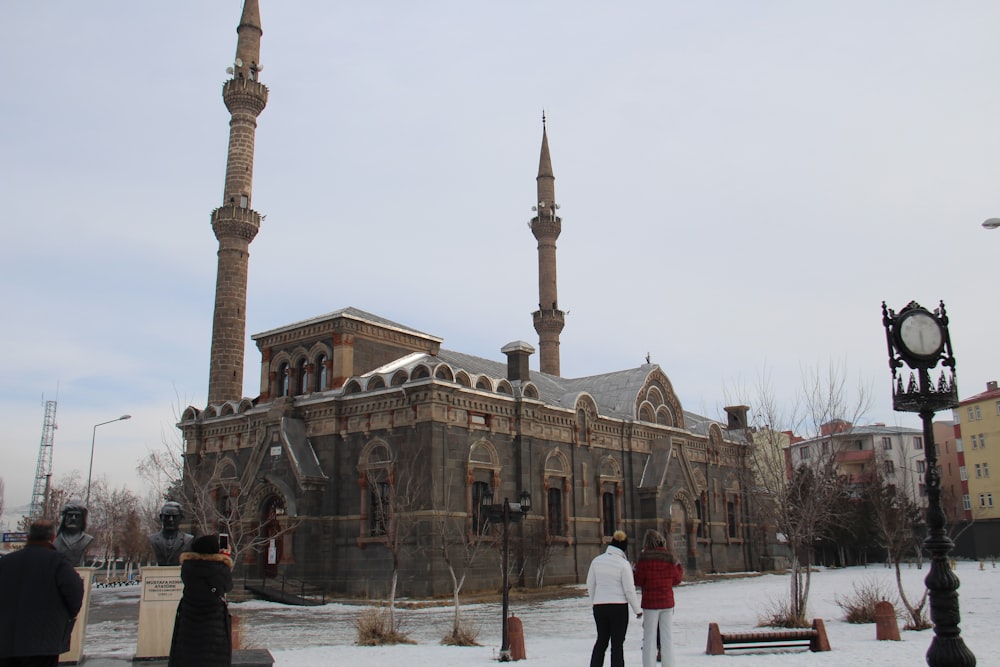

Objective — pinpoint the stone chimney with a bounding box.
[988,380,998,392]
[501,341,535,383]
[724,405,749,430]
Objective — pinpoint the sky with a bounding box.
[83,562,994,665]
[2,1,999,516]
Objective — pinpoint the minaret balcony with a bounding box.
[532,308,565,333]
[211,204,261,242]
[222,77,269,115]
[530,216,562,239]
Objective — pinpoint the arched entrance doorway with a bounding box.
[260,495,287,579]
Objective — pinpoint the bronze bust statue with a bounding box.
[148,501,194,566]
[53,501,94,566]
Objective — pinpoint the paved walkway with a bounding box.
[78,649,272,666]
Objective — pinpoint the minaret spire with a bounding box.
[530,113,565,376]
[207,0,269,405]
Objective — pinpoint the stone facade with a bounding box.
[184,3,757,598]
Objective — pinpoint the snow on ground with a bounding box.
[87,561,996,666]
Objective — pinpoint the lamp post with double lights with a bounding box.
[481,489,531,662]
[85,414,131,508]
[881,301,975,666]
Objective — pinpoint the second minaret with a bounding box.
[530,117,565,376]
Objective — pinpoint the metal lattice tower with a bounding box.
[29,400,57,520]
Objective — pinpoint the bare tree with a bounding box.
[865,470,930,629]
[364,446,426,638]
[736,361,872,626]
[88,482,150,581]
[427,471,490,644]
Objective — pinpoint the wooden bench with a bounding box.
[706,618,831,655]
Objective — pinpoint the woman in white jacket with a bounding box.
[587,530,642,667]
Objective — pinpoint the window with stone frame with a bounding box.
[727,499,737,539]
[297,358,310,395]
[471,480,492,535]
[358,440,394,543]
[695,496,706,539]
[543,449,571,539]
[601,491,616,537]
[548,487,564,536]
[277,362,290,397]
[369,479,391,536]
[316,354,329,392]
[467,440,500,539]
[598,456,623,540]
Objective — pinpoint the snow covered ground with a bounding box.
[86,561,996,666]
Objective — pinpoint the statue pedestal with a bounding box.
[58,567,95,665]
[134,566,183,660]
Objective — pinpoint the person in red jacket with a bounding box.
[633,530,683,667]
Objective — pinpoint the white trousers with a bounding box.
[641,607,674,667]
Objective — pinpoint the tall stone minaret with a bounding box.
[208,0,268,405]
[530,115,565,376]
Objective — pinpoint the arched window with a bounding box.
[297,359,310,395]
[277,362,290,397]
[598,456,623,539]
[544,450,571,539]
[467,441,500,539]
[358,441,394,542]
[316,354,328,391]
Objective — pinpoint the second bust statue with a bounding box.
[148,501,194,566]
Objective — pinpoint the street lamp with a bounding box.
[85,414,131,508]
[482,489,531,662]
[982,218,1000,229]
[881,301,975,666]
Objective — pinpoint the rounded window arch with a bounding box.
[638,401,655,423]
[367,376,386,391]
[521,383,539,399]
[475,376,492,391]
[455,371,472,387]
[277,362,290,397]
[655,405,674,427]
[358,440,394,540]
[646,385,665,407]
[315,354,329,391]
[496,379,513,395]
[412,365,431,380]
[544,449,572,540]
[343,379,362,395]
[468,440,501,536]
[434,364,455,381]
[297,357,310,395]
[391,370,409,386]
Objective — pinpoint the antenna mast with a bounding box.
[29,400,58,520]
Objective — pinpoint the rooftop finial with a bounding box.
[542,110,546,128]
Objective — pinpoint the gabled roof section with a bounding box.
[251,306,442,344]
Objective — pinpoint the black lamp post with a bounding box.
[482,489,531,662]
[882,301,976,666]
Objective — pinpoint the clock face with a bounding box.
[898,311,944,358]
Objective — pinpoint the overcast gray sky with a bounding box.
[2,1,998,516]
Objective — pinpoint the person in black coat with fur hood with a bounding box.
[168,534,234,667]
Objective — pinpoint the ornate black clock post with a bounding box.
[882,300,975,666]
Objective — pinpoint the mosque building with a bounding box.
[179,0,759,596]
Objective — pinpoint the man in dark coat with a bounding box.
[0,520,85,667]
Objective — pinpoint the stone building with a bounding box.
[179,0,755,597]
